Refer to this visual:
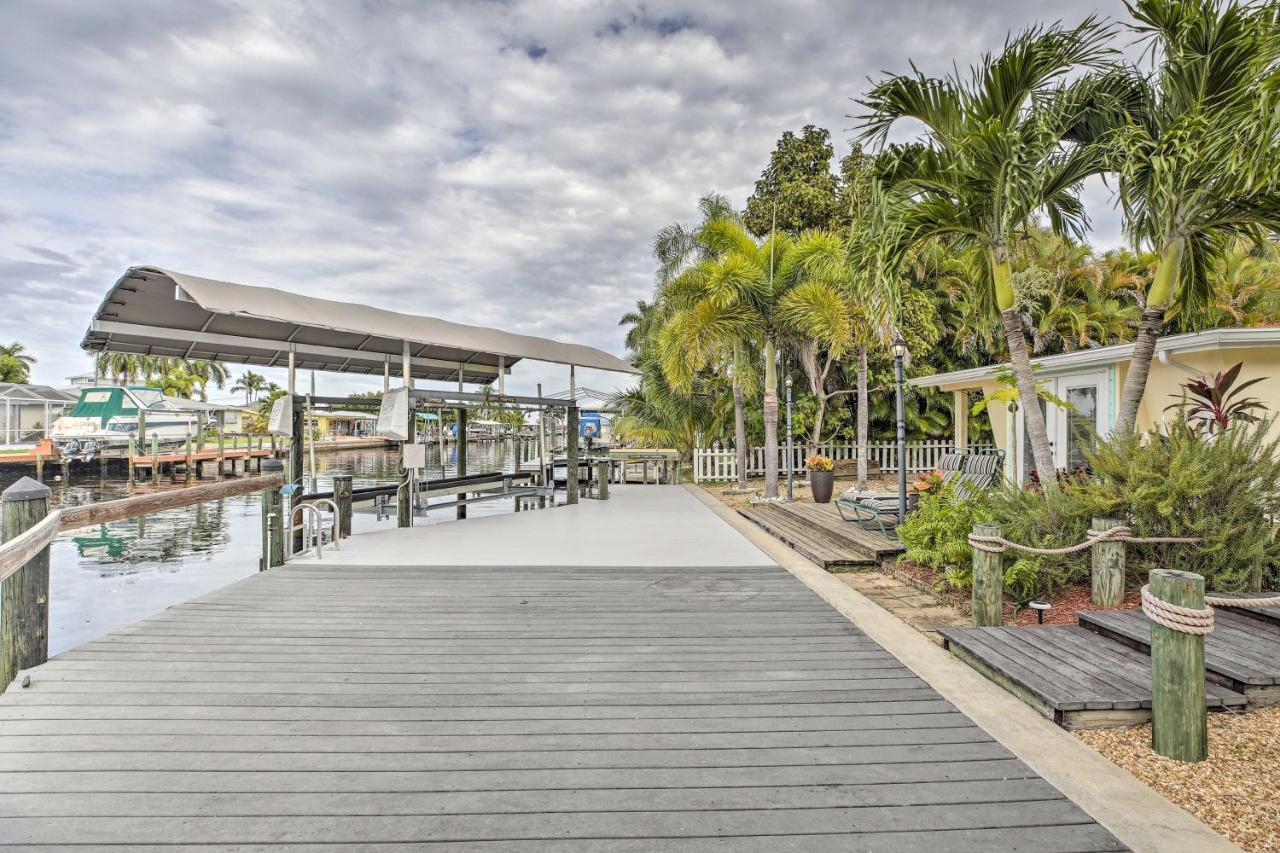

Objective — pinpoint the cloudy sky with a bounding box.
[0,0,1126,401]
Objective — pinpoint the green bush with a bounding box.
[1070,420,1280,593]
[900,419,1280,600]
[897,484,993,589]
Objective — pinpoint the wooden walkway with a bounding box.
[737,502,903,571]
[0,560,1123,850]
[1080,608,1280,706]
[940,625,1248,729]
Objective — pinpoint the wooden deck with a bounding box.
[737,501,903,571]
[0,560,1123,850]
[940,625,1248,730]
[1079,608,1280,706]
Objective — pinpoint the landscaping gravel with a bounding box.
[1077,706,1280,852]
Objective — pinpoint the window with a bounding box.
[82,391,112,403]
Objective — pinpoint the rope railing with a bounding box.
[0,510,61,585]
[965,525,1278,635]
[967,525,1201,556]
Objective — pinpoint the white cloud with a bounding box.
[0,0,1127,401]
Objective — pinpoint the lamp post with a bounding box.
[784,374,794,502]
[892,336,908,524]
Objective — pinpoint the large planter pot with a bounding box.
[809,469,835,504]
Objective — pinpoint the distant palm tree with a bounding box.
[0,342,35,369]
[859,17,1115,489]
[0,355,30,384]
[231,370,268,405]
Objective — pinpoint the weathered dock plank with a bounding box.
[0,561,1124,849]
[941,625,1247,729]
[1079,607,1280,706]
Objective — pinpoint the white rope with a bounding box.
[967,526,1201,556]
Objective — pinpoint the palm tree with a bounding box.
[94,352,151,384]
[1083,0,1280,433]
[609,361,717,463]
[184,360,229,401]
[651,194,760,492]
[231,370,268,405]
[0,355,29,384]
[0,343,35,370]
[859,18,1115,489]
[657,217,845,498]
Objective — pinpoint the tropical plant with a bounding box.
[0,354,30,383]
[609,360,717,462]
[1166,361,1269,434]
[0,343,34,371]
[1080,0,1280,433]
[805,454,833,472]
[859,17,1116,491]
[231,370,268,405]
[650,194,758,491]
[744,125,842,236]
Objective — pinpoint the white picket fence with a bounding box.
[692,440,995,483]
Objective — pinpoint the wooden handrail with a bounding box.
[59,474,284,530]
[0,511,61,585]
[0,474,285,583]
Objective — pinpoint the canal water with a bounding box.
[0,442,530,655]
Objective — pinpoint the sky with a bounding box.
[0,0,1128,402]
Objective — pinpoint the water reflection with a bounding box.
[0,441,524,654]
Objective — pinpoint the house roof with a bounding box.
[0,383,79,404]
[82,266,639,384]
[908,327,1280,389]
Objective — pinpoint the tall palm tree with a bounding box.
[184,360,229,402]
[651,194,759,492]
[658,218,844,498]
[231,370,268,405]
[859,18,1115,489]
[1084,0,1280,433]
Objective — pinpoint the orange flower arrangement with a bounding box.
[913,468,945,493]
[805,455,834,472]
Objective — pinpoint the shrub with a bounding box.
[1071,419,1280,593]
[897,483,993,589]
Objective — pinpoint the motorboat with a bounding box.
[50,386,208,461]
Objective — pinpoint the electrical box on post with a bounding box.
[401,442,426,470]
[267,395,294,436]
[377,388,410,440]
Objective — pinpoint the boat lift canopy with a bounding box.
[82,266,638,383]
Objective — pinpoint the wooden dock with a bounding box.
[0,559,1123,850]
[1079,607,1280,706]
[940,625,1248,729]
[737,501,903,570]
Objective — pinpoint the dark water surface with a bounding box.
[0,442,525,654]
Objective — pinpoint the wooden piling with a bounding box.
[971,523,1003,627]
[1,477,51,691]
[456,409,468,520]
[1150,569,1208,762]
[1091,517,1126,607]
[184,436,194,481]
[566,406,579,505]
[333,475,353,539]
[259,460,285,571]
[150,435,159,485]
[217,431,226,477]
[595,461,610,500]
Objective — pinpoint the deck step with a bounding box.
[737,504,889,570]
[1078,608,1280,705]
[940,625,1248,729]
[1211,593,1280,628]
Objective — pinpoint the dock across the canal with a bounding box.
[0,485,1132,851]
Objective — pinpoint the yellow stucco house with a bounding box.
[909,327,1280,483]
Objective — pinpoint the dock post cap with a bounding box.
[2,477,51,503]
[260,459,284,473]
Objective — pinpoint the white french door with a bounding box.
[1017,370,1107,482]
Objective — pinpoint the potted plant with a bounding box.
[806,455,835,503]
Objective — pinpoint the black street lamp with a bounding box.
[892,336,908,524]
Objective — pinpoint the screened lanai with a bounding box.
[0,383,78,445]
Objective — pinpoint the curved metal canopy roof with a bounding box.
[82,267,638,384]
